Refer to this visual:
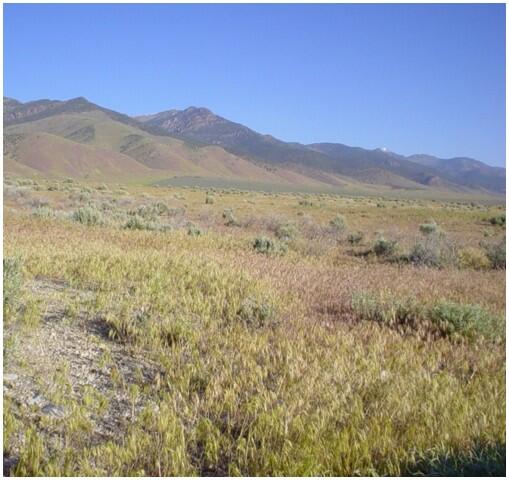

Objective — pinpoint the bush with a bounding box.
[351,291,423,330]
[275,222,298,242]
[30,198,49,209]
[347,231,364,245]
[483,239,505,269]
[4,256,23,315]
[237,297,276,328]
[72,207,102,226]
[223,209,238,227]
[32,206,56,219]
[352,291,503,342]
[329,214,348,233]
[419,221,439,235]
[123,215,166,232]
[152,201,170,215]
[408,233,456,268]
[130,202,171,220]
[429,302,503,342]
[457,248,491,270]
[409,241,441,267]
[373,237,399,257]
[187,224,203,236]
[488,214,505,226]
[253,237,287,256]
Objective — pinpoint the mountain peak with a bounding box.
[183,106,213,115]
[68,96,89,102]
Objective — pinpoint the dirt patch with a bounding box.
[3,279,163,475]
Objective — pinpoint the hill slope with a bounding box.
[3,99,341,188]
[138,107,504,194]
[4,97,505,195]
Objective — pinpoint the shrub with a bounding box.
[32,206,56,219]
[153,201,170,215]
[223,209,238,227]
[275,222,298,242]
[352,291,503,342]
[408,233,456,268]
[187,224,203,236]
[72,207,102,226]
[69,192,91,203]
[329,214,348,233]
[429,302,503,342]
[298,199,314,207]
[205,194,214,204]
[373,237,399,257]
[457,248,491,270]
[483,239,506,269]
[347,231,364,245]
[409,241,441,267]
[489,214,505,226]
[351,291,423,330]
[130,202,170,220]
[124,215,148,230]
[419,221,439,235]
[4,256,23,315]
[30,198,49,209]
[253,237,287,256]
[17,178,34,186]
[123,215,167,232]
[237,297,276,328]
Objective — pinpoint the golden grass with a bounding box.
[3,177,506,476]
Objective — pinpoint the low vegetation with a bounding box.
[351,290,504,342]
[3,175,505,476]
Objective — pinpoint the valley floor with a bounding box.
[3,175,506,476]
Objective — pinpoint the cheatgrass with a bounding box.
[3,181,506,477]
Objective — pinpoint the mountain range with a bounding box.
[4,96,505,196]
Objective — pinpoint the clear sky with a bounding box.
[4,3,506,167]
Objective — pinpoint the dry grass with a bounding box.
[3,176,506,476]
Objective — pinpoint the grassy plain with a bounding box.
[3,175,506,476]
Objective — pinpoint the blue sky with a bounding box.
[4,4,506,166]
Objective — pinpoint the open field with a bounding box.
[153,175,505,203]
[3,174,506,476]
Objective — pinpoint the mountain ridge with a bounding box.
[4,96,505,194]
[137,104,504,193]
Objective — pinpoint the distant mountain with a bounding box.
[136,107,341,173]
[307,143,442,187]
[3,97,337,187]
[4,96,505,195]
[3,96,175,138]
[138,107,505,194]
[408,154,506,193]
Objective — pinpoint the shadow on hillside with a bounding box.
[402,441,506,476]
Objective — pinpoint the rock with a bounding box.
[3,455,19,476]
[27,393,47,407]
[41,403,66,418]
[4,373,18,384]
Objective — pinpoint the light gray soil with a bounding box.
[3,278,162,476]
